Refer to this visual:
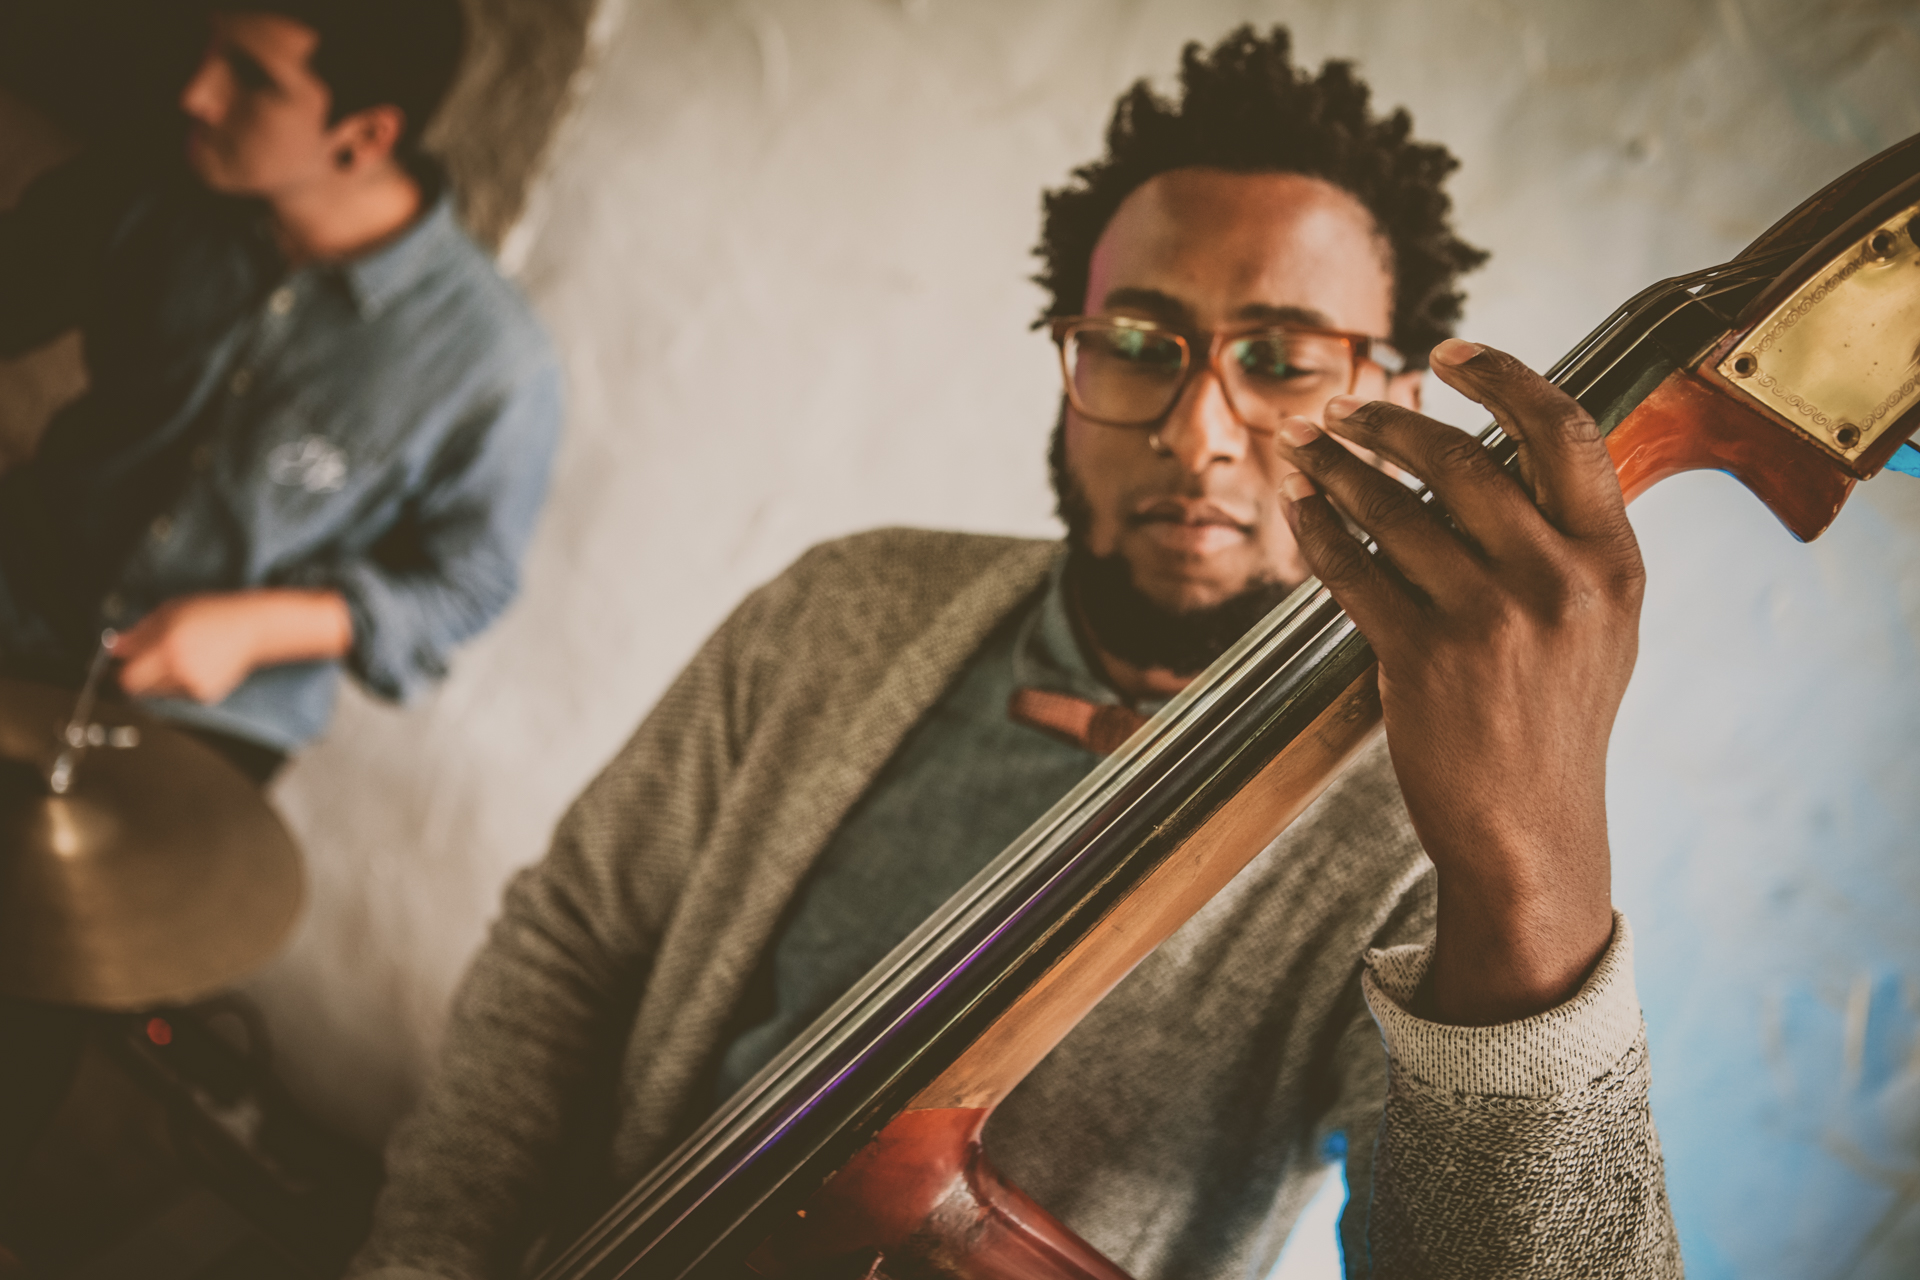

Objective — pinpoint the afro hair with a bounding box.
[1034,25,1486,368]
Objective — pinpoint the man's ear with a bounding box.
[334,104,407,168]
[1385,368,1424,413]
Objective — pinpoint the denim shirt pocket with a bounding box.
[218,392,404,564]
[264,432,353,498]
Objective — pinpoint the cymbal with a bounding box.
[0,678,303,1009]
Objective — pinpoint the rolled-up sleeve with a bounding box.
[283,357,563,701]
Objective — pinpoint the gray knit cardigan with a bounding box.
[352,528,1682,1280]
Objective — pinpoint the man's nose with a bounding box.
[1155,365,1249,471]
[179,53,226,122]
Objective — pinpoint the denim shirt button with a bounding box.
[229,368,253,397]
[191,443,215,472]
[268,286,296,316]
[150,514,174,542]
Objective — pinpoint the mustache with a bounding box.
[1124,497,1257,532]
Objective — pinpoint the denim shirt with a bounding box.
[0,152,562,750]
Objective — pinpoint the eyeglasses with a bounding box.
[1050,315,1406,433]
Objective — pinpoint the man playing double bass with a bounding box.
[355,28,1678,1279]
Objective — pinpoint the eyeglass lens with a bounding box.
[1064,323,1357,430]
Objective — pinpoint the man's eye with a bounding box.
[1234,338,1323,382]
[225,50,275,93]
[1093,329,1181,367]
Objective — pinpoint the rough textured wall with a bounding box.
[428,0,600,251]
[12,0,1911,1274]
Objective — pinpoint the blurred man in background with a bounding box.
[0,0,561,1231]
[0,0,560,784]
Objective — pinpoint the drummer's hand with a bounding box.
[114,589,354,704]
[1274,338,1643,1026]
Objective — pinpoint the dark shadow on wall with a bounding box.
[0,0,204,148]
[0,82,83,470]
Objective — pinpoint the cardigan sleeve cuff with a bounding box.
[1362,909,1645,1098]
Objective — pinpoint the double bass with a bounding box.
[537,133,1920,1280]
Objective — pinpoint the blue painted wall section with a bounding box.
[1615,470,1920,1280]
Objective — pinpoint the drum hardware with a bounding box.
[0,676,304,1009]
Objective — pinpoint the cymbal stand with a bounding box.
[48,630,119,795]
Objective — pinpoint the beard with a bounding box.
[1063,542,1294,676]
[1049,406,1295,677]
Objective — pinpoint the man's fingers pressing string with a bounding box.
[1316,395,1552,568]
[1278,468,1417,650]
[1277,414,1479,603]
[1427,338,1629,541]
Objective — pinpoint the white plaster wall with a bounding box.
[243,1,1920,1274]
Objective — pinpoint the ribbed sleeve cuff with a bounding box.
[1362,910,1644,1098]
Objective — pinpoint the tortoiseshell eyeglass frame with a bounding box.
[1048,314,1408,430]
